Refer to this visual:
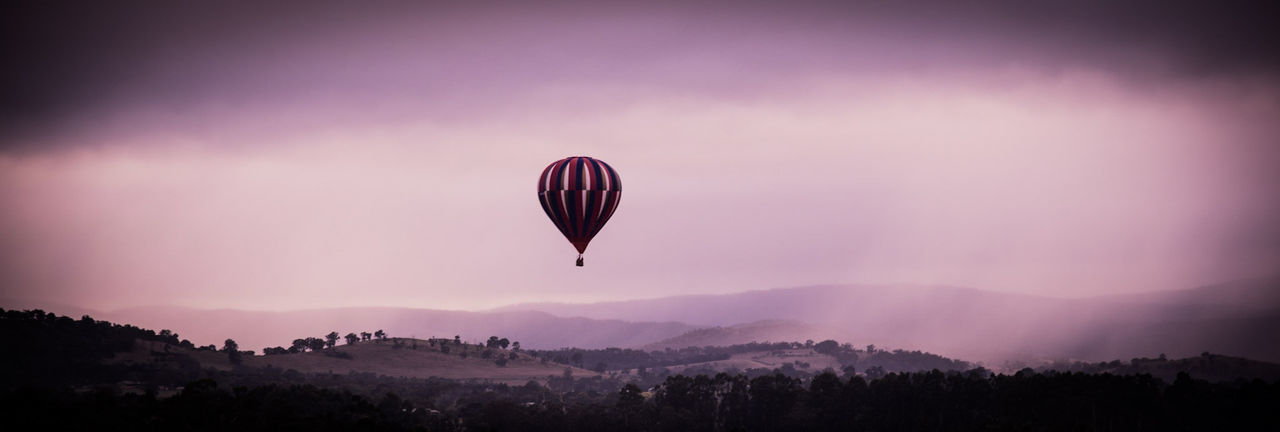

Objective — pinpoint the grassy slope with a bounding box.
[113,338,600,384]
[664,349,843,374]
[640,320,838,351]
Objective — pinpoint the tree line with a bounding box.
[4,307,1280,430]
[526,339,970,378]
[259,329,388,356]
[5,369,1278,431]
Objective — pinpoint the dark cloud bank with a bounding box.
[3,0,1278,149]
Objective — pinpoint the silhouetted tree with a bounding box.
[498,338,510,349]
[748,373,802,430]
[360,331,372,341]
[487,336,500,348]
[618,382,644,406]
[814,339,840,355]
[511,341,520,352]
[865,365,886,380]
[375,330,386,340]
[344,333,359,345]
[291,338,308,353]
[223,339,242,365]
[325,332,340,348]
[307,337,326,352]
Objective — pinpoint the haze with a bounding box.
[2,1,1278,313]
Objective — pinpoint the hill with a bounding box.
[114,338,595,385]
[639,320,839,351]
[1,308,601,387]
[89,306,695,355]
[13,277,1279,366]
[1033,352,1280,383]
[498,278,1280,363]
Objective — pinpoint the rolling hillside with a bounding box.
[640,320,840,351]
[111,338,597,384]
[17,277,1279,365]
[500,278,1280,363]
[90,307,695,354]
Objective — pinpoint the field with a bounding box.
[111,338,599,384]
[664,348,843,374]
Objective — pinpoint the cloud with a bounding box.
[3,1,1278,150]
[2,68,1277,310]
[1,1,1277,311]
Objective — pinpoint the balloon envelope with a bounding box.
[537,156,622,259]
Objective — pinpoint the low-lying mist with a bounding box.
[20,277,1276,367]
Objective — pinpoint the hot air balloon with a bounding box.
[537,156,622,266]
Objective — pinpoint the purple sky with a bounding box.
[2,1,1278,311]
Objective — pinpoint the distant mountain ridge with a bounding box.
[496,278,1280,363]
[9,277,1277,365]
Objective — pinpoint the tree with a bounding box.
[453,335,460,345]
[361,331,372,341]
[866,344,876,353]
[223,338,242,365]
[344,332,359,345]
[325,332,340,348]
[748,374,802,430]
[291,338,308,353]
[307,337,326,352]
[618,382,644,407]
[511,341,520,352]
[864,365,886,380]
[375,330,386,340]
[814,339,840,355]
[498,338,510,349]
[487,336,500,348]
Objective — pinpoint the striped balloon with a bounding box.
[537,156,622,266]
